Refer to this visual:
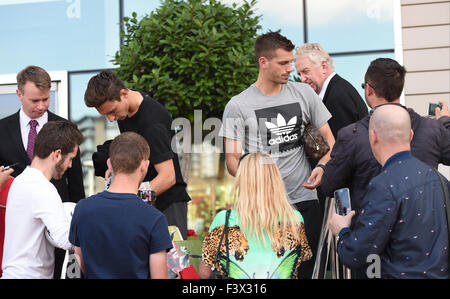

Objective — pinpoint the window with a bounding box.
[305,0,394,53]
[0,0,120,73]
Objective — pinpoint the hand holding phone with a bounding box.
[334,188,352,216]
[0,166,14,187]
[428,102,443,117]
[2,162,19,171]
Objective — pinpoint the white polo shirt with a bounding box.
[1,167,72,279]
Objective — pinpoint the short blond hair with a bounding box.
[295,43,334,71]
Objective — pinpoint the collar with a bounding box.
[382,151,412,171]
[369,102,407,115]
[318,72,336,99]
[19,108,48,130]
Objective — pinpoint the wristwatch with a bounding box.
[315,164,326,171]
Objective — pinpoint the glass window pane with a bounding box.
[306,0,394,53]
[0,91,56,120]
[69,72,120,197]
[70,73,102,122]
[332,52,396,101]
[0,0,120,74]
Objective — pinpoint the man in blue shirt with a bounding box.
[329,105,449,279]
[69,132,173,279]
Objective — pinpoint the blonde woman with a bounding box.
[199,153,312,279]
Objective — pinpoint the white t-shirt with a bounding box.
[2,167,72,279]
[220,81,331,203]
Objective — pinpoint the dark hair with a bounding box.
[84,70,127,108]
[110,132,150,174]
[34,121,84,159]
[365,58,406,102]
[16,66,51,94]
[254,31,295,60]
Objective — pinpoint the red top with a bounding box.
[0,177,14,278]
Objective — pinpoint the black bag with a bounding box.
[92,139,112,177]
[209,210,231,279]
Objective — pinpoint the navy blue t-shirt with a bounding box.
[69,191,173,279]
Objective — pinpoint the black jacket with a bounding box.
[323,74,368,138]
[0,111,85,203]
[321,104,450,214]
[337,151,449,278]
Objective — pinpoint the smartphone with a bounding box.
[428,103,443,117]
[334,188,351,216]
[2,162,19,171]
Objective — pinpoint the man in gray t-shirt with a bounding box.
[219,32,335,279]
[220,82,331,204]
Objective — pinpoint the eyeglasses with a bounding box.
[361,82,374,90]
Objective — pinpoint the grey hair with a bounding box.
[294,43,334,71]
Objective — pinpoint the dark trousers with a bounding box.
[161,200,188,240]
[53,248,65,279]
[294,200,323,279]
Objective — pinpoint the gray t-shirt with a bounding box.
[220,82,331,204]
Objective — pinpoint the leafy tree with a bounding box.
[114,0,262,122]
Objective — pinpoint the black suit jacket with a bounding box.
[323,74,369,138]
[0,111,85,203]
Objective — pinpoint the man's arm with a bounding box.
[320,125,355,197]
[73,246,85,274]
[198,260,212,279]
[330,183,398,269]
[303,122,335,189]
[35,190,72,250]
[149,250,169,279]
[435,101,449,120]
[224,138,243,177]
[150,159,176,196]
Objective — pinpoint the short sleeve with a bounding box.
[142,124,174,165]
[69,203,80,246]
[219,101,245,142]
[208,210,229,233]
[149,214,173,254]
[304,85,331,128]
[203,211,228,268]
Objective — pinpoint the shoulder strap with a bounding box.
[212,210,231,271]
[434,169,450,273]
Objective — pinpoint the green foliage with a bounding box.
[114,0,262,122]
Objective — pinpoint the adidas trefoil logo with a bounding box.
[265,114,298,146]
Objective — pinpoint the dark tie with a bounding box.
[27,120,38,162]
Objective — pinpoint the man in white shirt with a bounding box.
[0,66,85,278]
[294,43,368,138]
[1,121,84,279]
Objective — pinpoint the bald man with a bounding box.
[329,105,450,279]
